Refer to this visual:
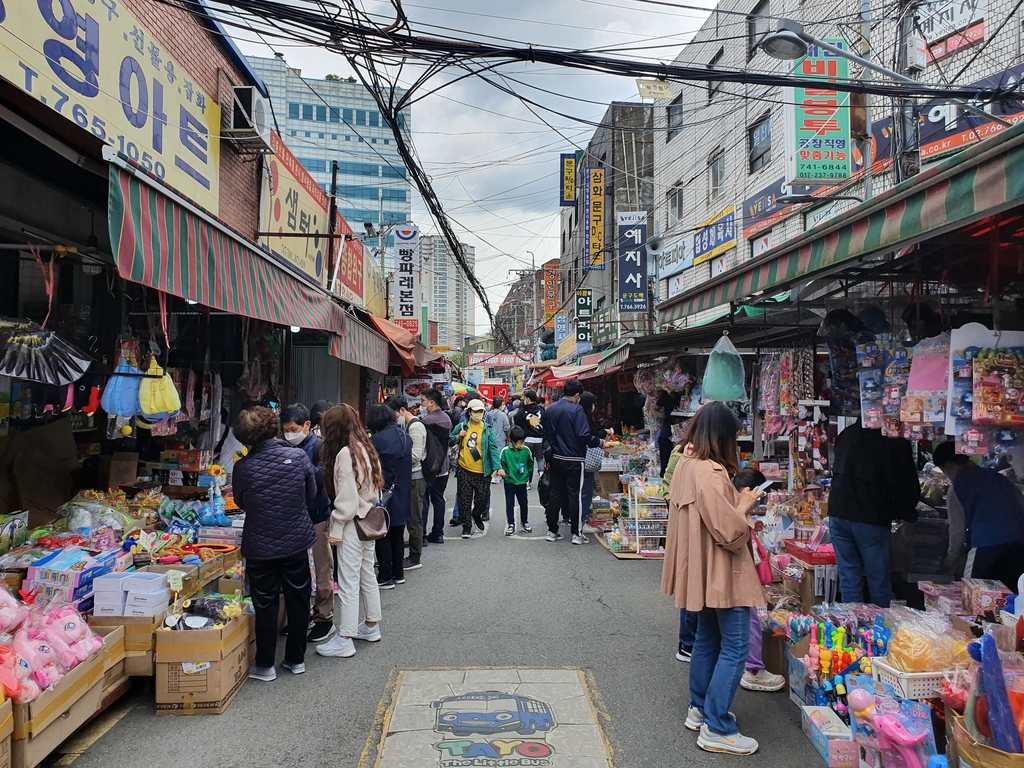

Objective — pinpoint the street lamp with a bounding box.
[776,194,864,205]
[760,20,1011,128]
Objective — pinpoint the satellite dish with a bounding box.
[646,235,665,255]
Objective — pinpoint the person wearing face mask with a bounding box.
[450,399,503,539]
[310,400,333,438]
[281,403,334,644]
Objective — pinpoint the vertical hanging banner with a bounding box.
[585,168,606,270]
[559,153,577,207]
[554,312,570,344]
[392,228,420,335]
[617,212,649,313]
[542,261,559,328]
[575,289,593,345]
[786,40,852,184]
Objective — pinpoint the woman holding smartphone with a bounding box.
[661,402,764,756]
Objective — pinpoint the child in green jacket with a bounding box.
[500,427,535,536]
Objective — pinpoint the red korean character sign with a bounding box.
[786,41,852,184]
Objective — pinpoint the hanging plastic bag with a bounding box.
[703,333,747,402]
[138,357,181,421]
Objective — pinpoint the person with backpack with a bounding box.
[386,396,427,572]
[369,404,412,589]
[486,396,511,485]
[419,389,454,544]
[514,390,546,489]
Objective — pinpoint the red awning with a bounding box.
[368,315,417,375]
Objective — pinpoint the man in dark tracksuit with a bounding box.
[542,379,605,545]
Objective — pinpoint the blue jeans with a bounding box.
[424,473,450,537]
[829,516,892,607]
[582,472,595,523]
[689,607,750,736]
[679,609,699,650]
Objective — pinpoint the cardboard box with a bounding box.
[91,573,130,594]
[783,565,822,614]
[93,603,124,617]
[12,652,103,768]
[155,615,252,715]
[953,712,1024,768]
[89,609,167,653]
[97,452,140,490]
[962,578,1013,616]
[0,698,12,768]
[594,471,621,498]
[125,603,167,618]
[123,572,167,594]
[177,450,211,472]
[216,577,243,596]
[22,580,91,604]
[123,650,153,677]
[125,589,170,609]
[802,706,857,768]
[140,564,199,598]
[196,554,224,584]
[220,547,240,572]
[788,636,812,706]
[761,630,788,679]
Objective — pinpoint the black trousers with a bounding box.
[375,525,406,582]
[504,483,529,525]
[248,551,311,668]
[659,438,674,478]
[544,457,584,536]
[971,541,1024,589]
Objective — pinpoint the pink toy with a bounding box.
[848,688,927,768]
[13,628,66,693]
[42,606,103,664]
[0,587,29,634]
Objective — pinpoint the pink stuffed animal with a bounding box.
[13,628,66,692]
[0,587,29,634]
[43,606,104,663]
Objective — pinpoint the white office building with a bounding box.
[420,235,477,350]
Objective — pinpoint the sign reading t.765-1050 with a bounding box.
[0,0,221,213]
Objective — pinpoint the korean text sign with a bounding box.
[693,207,736,266]
[585,167,605,270]
[392,228,420,335]
[559,153,576,207]
[617,212,648,313]
[575,289,593,344]
[787,40,852,184]
[0,0,221,213]
[543,262,559,327]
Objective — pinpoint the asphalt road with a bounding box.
[60,484,816,768]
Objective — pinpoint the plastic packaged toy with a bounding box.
[847,675,937,768]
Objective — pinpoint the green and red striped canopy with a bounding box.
[659,122,1024,325]
[108,166,387,371]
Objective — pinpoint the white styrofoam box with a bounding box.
[92,590,128,607]
[122,572,168,593]
[124,603,165,617]
[126,588,170,608]
[93,603,125,617]
[92,572,132,593]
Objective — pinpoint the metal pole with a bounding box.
[897,0,920,179]
[327,160,339,292]
[860,0,873,199]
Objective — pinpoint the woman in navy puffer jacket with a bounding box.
[232,406,317,682]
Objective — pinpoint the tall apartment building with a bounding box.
[559,101,654,345]
[420,236,477,350]
[247,55,412,243]
[654,0,1023,327]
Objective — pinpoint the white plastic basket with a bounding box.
[870,656,945,700]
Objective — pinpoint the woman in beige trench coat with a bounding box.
[661,402,764,756]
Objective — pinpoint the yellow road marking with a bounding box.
[359,666,400,768]
[580,669,618,768]
[50,697,136,767]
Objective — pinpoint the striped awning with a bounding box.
[659,120,1024,325]
[108,165,350,352]
[596,339,634,374]
[333,317,389,373]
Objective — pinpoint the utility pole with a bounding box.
[326,160,339,290]
[896,0,921,181]
[860,0,873,199]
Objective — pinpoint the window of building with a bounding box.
[384,139,390,145]
[304,131,310,137]
[290,130,297,137]
[318,132,324,139]
[708,149,726,200]
[358,137,364,142]
[346,136,351,141]
[356,110,367,126]
[747,0,770,59]
[316,105,327,122]
[344,108,353,123]
[667,185,684,226]
[330,107,340,123]
[302,104,313,121]
[332,134,337,140]
[288,103,300,120]
[666,94,684,142]
[371,138,377,143]
[748,115,771,173]
[707,48,724,103]
[369,112,379,127]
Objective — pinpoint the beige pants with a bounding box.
[312,520,334,623]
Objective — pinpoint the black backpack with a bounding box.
[415,417,448,481]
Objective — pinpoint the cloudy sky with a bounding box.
[227,0,718,333]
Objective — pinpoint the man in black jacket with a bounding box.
[542,380,607,545]
[829,422,920,607]
[282,403,334,644]
[514,389,546,488]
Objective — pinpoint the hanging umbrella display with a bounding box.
[0,318,92,386]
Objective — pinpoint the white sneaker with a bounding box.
[571,534,589,545]
[527,482,532,490]
[684,706,705,731]
[545,532,564,542]
[355,622,382,642]
[582,523,599,533]
[281,660,305,675]
[248,665,277,681]
[697,725,758,755]
[316,635,356,658]
[491,476,500,484]
[741,669,785,692]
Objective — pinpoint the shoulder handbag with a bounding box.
[355,485,393,541]
[584,446,605,473]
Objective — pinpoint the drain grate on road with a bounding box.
[367,668,614,768]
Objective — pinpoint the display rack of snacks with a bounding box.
[623,481,668,558]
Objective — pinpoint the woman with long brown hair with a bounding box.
[661,402,764,756]
[316,404,385,658]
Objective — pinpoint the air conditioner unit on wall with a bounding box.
[225,86,272,151]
